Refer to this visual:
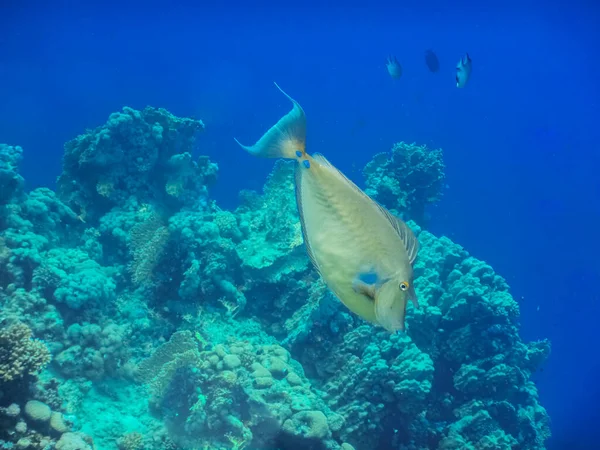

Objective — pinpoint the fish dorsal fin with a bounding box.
[311,153,367,191]
[375,205,419,265]
[294,164,322,276]
[311,152,419,265]
[311,153,335,169]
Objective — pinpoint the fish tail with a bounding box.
[234,82,307,161]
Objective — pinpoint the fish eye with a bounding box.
[399,281,409,291]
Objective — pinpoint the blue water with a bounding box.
[1,1,599,448]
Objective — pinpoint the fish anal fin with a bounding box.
[408,285,420,309]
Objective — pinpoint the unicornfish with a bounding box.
[234,84,420,333]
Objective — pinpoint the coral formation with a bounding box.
[0,106,550,450]
[0,144,25,206]
[363,141,446,224]
[0,322,51,383]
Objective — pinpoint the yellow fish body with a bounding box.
[235,84,419,333]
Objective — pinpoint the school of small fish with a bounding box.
[386,49,473,87]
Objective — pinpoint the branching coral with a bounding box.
[0,321,51,383]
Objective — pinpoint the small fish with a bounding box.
[455,53,472,88]
[386,55,402,80]
[235,83,420,333]
[424,49,440,73]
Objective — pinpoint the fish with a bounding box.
[456,53,472,88]
[424,49,440,73]
[234,83,420,333]
[386,55,403,80]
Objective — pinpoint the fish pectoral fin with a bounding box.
[408,285,420,309]
[352,279,376,300]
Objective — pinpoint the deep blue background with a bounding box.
[1,1,599,447]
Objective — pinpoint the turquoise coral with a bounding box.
[57,105,214,222]
[0,321,51,383]
[363,141,446,225]
[0,107,551,450]
[0,144,24,205]
[33,248,117,310]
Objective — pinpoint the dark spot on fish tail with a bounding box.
[295,150,302,158]
[303,160,311,169]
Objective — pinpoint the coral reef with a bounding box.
[57,105,216,222]
[363,141,445,225]
[0,106,550,450]
[0,322,51,383]
[0,144,24,206]
[294,224,550,449]
[134,330,353,449]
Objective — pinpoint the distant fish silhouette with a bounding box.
[424,49,440,72]
[386,55,402,79]
[455,53,472,87]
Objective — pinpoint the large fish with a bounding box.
[234,84,420,333]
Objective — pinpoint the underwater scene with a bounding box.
[1,2,599,450]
